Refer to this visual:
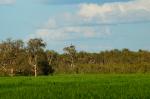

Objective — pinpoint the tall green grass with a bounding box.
[0,74,150,99]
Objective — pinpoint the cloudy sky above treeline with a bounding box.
[0,0,150,52]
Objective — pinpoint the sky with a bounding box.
[0,0,150,52]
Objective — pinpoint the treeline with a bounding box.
[0,38,150,76]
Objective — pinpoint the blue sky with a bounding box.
[0,0,150,52]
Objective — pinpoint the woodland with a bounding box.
[0,38,150,76]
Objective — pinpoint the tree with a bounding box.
[27,38,46,77]
[0,39,24,76]
[63,45,77,68]
[46,50,58,66]
[37,51,54,75]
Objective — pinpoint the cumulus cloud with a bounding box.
[78,0,150,24]
[29,0,150,42]
[0,0,15,5]
[26,6,111,41]
[29,18,110,41]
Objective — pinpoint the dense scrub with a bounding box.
[0,38,150,76]
[0,74,150,99]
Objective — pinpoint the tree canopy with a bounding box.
[0,38,150,76]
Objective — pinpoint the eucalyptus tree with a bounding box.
[63,45,77,68]
[46,50,58,66]
[0,39,24,76]
[27,38,46,77]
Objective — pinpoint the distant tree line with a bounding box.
[0,38,150,76]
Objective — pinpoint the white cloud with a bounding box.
[0,0,15,5]
[29,18,110,41]
[35,29,69,41]
[31,26,110,41]
[29,0,150,42]
[78,0,150,23]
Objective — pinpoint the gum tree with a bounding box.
[27,38,46,77]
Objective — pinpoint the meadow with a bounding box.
[0,74,150,99]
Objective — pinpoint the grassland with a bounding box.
[0,74,150,99]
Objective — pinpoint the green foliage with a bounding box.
[0,38,150,76]
[37,52,54,75]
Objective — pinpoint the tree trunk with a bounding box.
[10,68,14,77]
[49,55,53,65]
[34,65,37,77]
[28,56,38,77]
[71,55,75,68]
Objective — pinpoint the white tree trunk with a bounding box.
[10,68,14,77]
[29,56,38,77]
[34,65,37,77]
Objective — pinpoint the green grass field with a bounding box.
[0,74,150,99]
